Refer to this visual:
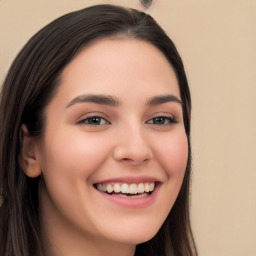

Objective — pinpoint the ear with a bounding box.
[19,124,42,178]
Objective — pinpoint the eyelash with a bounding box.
[77,115,177,126]
[146,116,178,125]
[77,116,110,125]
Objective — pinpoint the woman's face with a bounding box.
[36,38,188,247]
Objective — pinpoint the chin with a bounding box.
[101,221,161,245]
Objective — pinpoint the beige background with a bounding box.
[0,0,255,255]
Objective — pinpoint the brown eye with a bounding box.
[78,116,110,125]
[153,117,166,125]
[147,116,178,125]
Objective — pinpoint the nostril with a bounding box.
[112,135,153,164]
[120,156,151,165]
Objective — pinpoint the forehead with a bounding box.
[56,38,180,103]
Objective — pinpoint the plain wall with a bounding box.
[0,0,255,255]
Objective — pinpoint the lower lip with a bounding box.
[95,184,160,209]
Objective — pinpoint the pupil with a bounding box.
[154,117,164,124]
[90,117,100,124]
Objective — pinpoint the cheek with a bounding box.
[145,130,188,234]
[38,131,112,227]
[154,130,188,210]
[157,130,188,178]
[41,131,110,180]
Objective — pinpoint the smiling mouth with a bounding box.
[94,182,156,198]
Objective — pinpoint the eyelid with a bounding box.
[146,114,178,125]
[76,113,111,125]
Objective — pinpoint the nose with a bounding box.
[112,125,153,165]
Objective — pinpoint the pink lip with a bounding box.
[94,182,161,209]
[94,176,160,184]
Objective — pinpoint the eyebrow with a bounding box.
[66,93,182,108]
[146,94,182,106]
[66,94,121,108]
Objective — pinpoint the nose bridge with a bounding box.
[113,120,152,164]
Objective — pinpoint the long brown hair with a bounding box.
[0,4,197,256]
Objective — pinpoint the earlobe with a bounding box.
[19,124,42,178]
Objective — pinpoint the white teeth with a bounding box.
[137,183,144,193]
[121,184,129,193]
[144,183,150,192]
[149,183,155,192]
[97,183,105,192]
[116,193,148,198]
[113,183,121,193]
[106,184,113,193]
[96,182,156,195]
[129,184,138,194]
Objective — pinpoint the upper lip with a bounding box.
[94,176,161,185]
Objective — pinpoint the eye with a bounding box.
[77,116,110,125]
[146,116,178,125]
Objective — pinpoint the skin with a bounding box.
[22,38,188,256]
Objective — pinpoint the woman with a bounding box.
[0,4,197,256]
